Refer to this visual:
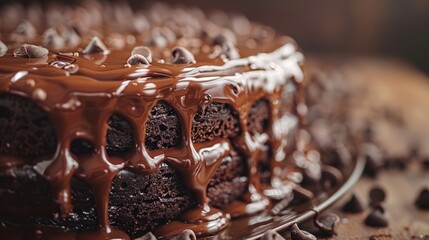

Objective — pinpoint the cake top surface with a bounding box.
[0,2,303,111]
[0,1,299,78]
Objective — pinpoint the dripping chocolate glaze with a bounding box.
[0,2,311,239]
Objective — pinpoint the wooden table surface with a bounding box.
[320,161,429,239]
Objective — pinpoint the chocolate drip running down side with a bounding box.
[0,96,239,157]
[0,154,246,238]
[0,2,307,239]
[0,95,247,235]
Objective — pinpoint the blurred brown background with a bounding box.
[151,0,429,73]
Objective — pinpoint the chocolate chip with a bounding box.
[42,28,64,50]
[0,41,7,56]
[171,46,196,64]
[133,14,150,33]
[137,232,157,240]
[415,187,429,210]
[365,205,388,227]
[82,37,110,55]
[363,122,374,141]
[421,158,429,170]
[220,41,240,60]
[131,46,152,63]
[362,143,384,178]
[213,30,237,46]
[231,15,252,36]
[383,107,404,126]
[409,145,419,159]
[293,185,314,202]
[159,27,177,43]
[327,143,352,167]
[320,165,343,190]
[364,157,381,178]
[342,193,365,213]
[62,26,81,48]
[11,20,37,41]
[369,185,386,206]
[171,229,196,240]
[106,33,126,50]
[290,223,317,240]
[314,213,339,235]
[147,32,168,48]
[213,34,228,46]
[14,44,49,58]
[252,25,275,43]
[261,230,285,240]
[127,54,150,66]
[211,32,240,60]
[383,156,407,170]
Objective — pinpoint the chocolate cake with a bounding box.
[0,1,331,239]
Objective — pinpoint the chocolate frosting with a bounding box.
[0,2,319,239]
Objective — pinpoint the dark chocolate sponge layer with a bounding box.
[207,149,247,208]
[144,101,182,151]
[0,149,246,237]
[0,93,57,157]
[0,94,241,157]
[192,102,240,143]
